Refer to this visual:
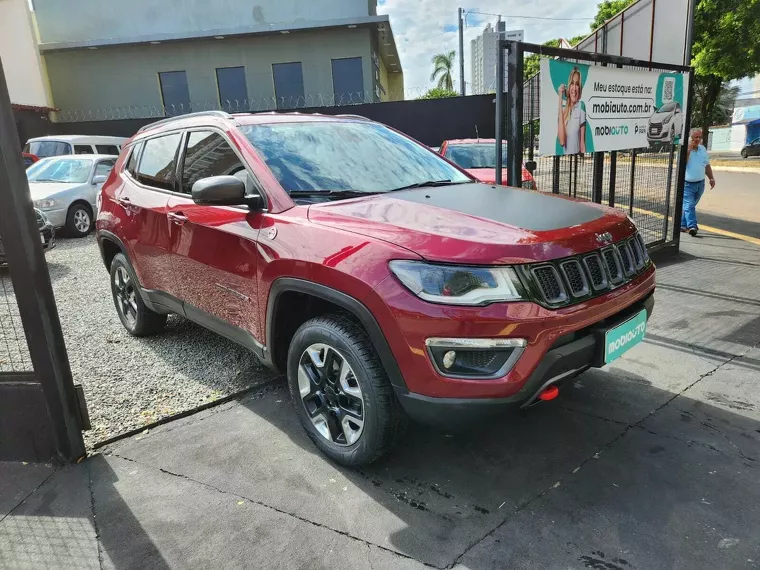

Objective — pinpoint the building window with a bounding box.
[158,71,191,116]
[272,62,305,110]
[331,57,364,105]
[216,67,248,112]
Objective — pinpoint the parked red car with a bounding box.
[439,138,537,189]
[97,111,654,467]
[22,152,39,168]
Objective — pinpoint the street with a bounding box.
[698,170,760,239]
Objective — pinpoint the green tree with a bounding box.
[692,0,760,138]
[430,50,456,92]
[692,82,740,129]
[590,0,636,30]
[417,87,458,100]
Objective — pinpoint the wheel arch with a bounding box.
[266,278,406,390]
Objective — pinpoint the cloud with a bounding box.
[378,0,598,94]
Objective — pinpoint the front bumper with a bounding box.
[38,208,68,229]
[395,291,654,426]
[647,123,674,141]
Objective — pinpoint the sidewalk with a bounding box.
[2,234,760,570]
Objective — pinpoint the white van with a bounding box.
[24,135,128,159]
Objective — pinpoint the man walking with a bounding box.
[682,128,716,236]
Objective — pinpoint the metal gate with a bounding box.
[495,41,693,251]
[0,60,86,462]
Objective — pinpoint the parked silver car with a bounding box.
[27,155,117,237]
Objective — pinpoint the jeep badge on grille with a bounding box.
[595,232,613,245]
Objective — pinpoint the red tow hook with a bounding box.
[538,385,560,401]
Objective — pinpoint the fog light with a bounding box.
[442,350,456,369]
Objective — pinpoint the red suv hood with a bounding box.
[308,183,635,264]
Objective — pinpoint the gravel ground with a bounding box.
[3,235,280,447]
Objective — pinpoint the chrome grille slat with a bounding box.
[583,253,608,291]
[616,242,636,277]
[602,247,624,284]
[629,237,645,269]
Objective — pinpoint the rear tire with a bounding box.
[287,314,407,467]
[109,253,167,336]
[66,203,93,237]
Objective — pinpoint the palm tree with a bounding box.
[430,50,456,92]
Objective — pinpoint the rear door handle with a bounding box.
[168,212,188,225]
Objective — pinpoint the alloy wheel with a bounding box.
[298,343,365,446]
[113,266,138,327]
[74,209,91,234]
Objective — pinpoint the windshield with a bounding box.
[444,144,507,169]
[242,121,470,194]
[27,158,93,184]
[24,141,72,158]
[659,102,676,113]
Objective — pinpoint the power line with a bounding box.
[464,10,593,22]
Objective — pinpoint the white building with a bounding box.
[470,22,523,95]
[0,0,52,108]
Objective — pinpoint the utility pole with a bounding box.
[684,0,697,65]
[458,7,465,96]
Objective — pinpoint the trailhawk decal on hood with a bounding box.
[392,184,604,231]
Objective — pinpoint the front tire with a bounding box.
[287,314,406,467]
[742,149,748,158]
[66,203,93,237]
[109,253,167,336]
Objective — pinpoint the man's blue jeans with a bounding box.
[681,180,705,229]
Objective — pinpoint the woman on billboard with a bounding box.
[557,66,586,154]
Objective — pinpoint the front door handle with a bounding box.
[168,211,188,225]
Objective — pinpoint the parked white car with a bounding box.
[27,155,117,237]
[24,135,127,159]
[647,102,684,144]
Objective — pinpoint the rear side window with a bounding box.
[24,141,72,158]
[74,144,93,154]
[96,145,119,155]
[125,142,143,177]
[180,131,245,194]
[135,134,182,191]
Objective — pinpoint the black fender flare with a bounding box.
[266,278,407,389]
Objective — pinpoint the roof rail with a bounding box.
[137,110,232,133]
[335,114,370,121]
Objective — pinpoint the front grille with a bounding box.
[520,232,651,309]
[458,351,498,369]
[616,241,636,276]
[583,253,608,290]
[560,260,589,297]
[602,248,624,283]
[649,123,662,136]
[531,265,566,304]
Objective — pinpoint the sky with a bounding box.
[377,0,600,94]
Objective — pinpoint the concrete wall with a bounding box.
[34,0,375,45]
[0,0,51,107]
[45,28,374,112]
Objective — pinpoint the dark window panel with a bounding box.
[331,57,364,105]
[159,71,191,116]
[272,62,305,111]
[180,131,246,195]
[216,67,248,112]
[135,134,182,191]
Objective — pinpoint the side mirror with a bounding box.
[192,175,260,207]
[92,175,107,185]
[524,160,537,174]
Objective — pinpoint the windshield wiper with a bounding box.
[29,178,59,183]
[388,180,469,192]
[289,190,382,199]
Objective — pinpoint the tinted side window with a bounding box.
[96,145,119,155]
[181,131,245,194]
[126,142,143,176]
[135,134,182,191]
[74,145,93,154]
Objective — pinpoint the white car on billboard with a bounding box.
[647,102,683,144]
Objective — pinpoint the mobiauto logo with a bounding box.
[608,321,646,354]
[594,125,629,136]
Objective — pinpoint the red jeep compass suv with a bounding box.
[97,111,655,467]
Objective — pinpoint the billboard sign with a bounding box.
[539,59,689,155]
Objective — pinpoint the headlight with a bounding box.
[662,115,672,125]
[389,260,525,305]
[34,199,56,209]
